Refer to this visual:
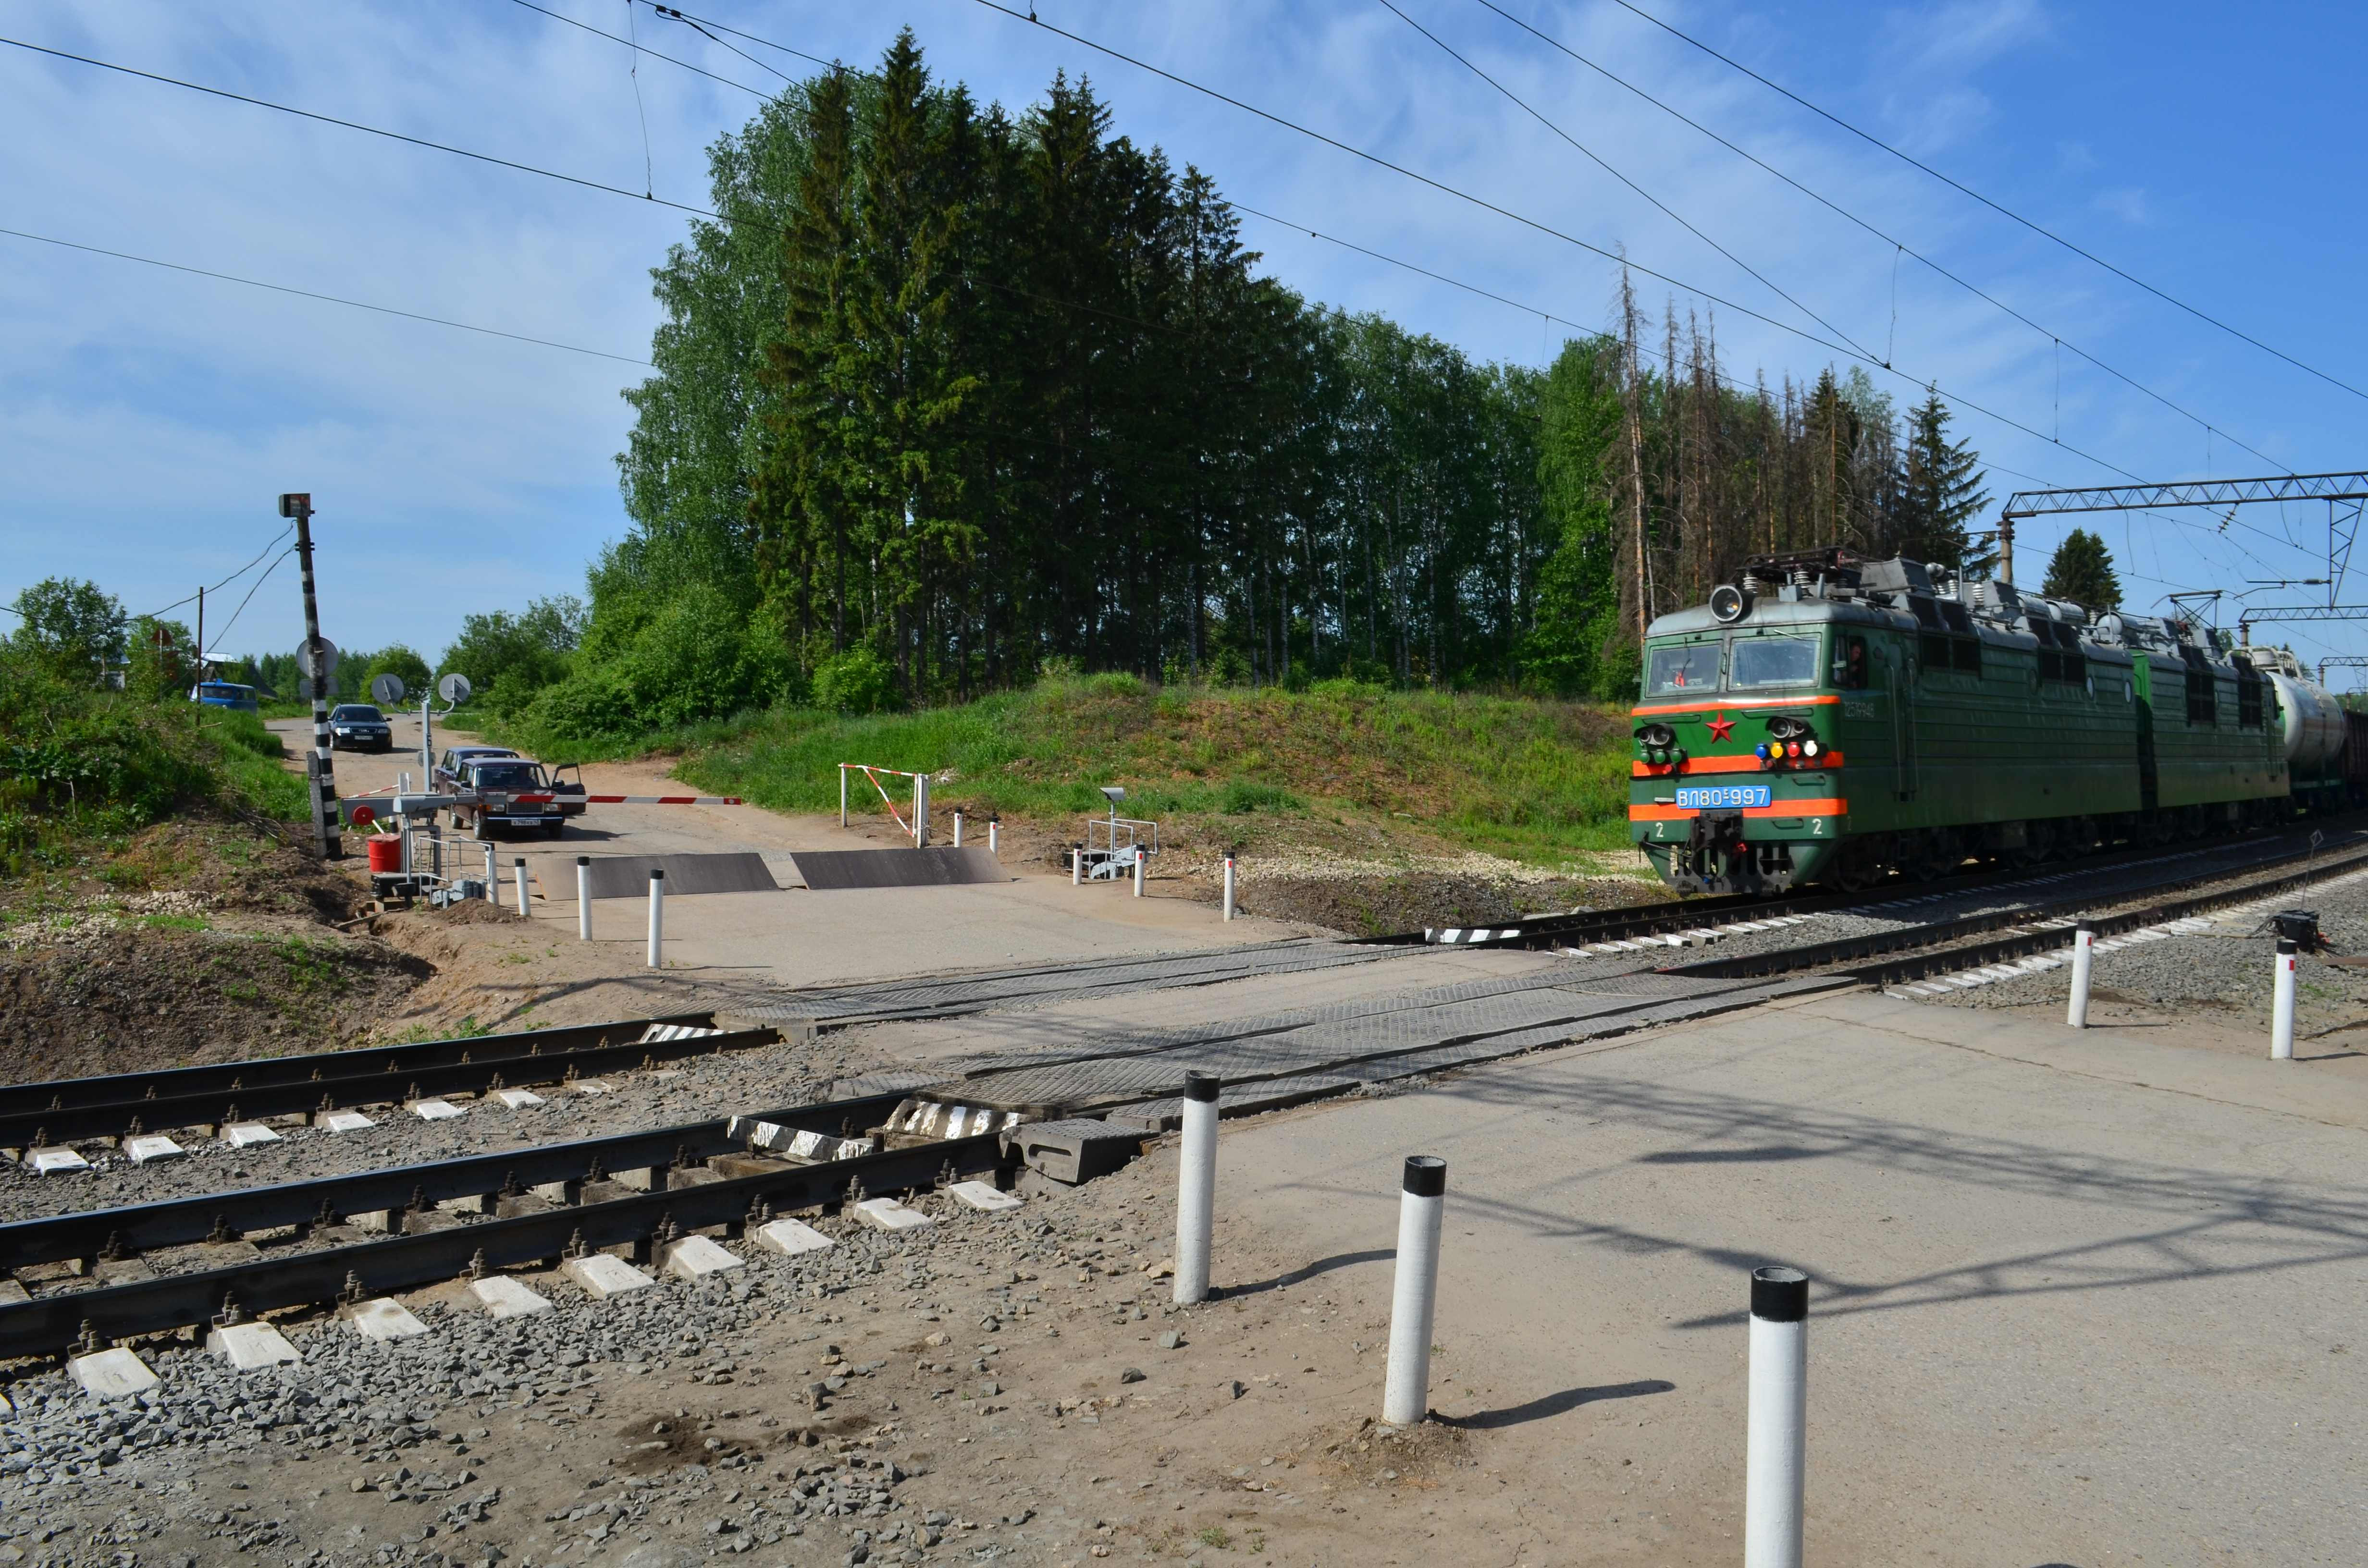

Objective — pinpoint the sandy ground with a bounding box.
[303,718,1329,1033]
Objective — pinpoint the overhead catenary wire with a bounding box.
[0,227,652,365]
[1466,0,2293,476]
[1594,0,2368,407]
[2,20,2319,610]
[950,0,2290,508]
[564,0,2326,592]
[1374,0,1876,361]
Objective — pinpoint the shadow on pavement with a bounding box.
[1439,1378,1675,1430]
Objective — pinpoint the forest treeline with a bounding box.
[268,29,1996,734]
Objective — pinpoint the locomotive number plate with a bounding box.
[1674,784,1770,810]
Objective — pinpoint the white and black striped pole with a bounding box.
[2271,937,2298,1060]
[2066,925,2095,1029]
[1746,1265,1809,1568]
[281,492,342,859]
[576,856,592,942]
[1174,1072,1220,1306]
[1382,1155,1446,1427]
[512,857,530,919]
[646,868,665,969]
[1222,856,1236,922]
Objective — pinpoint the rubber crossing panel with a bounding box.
[580,853,779,899]
[790,846,1009,891]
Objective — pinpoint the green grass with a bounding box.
[488,674,1636,862]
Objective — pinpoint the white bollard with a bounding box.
[1134,851,1145,898]
[1381,1155,1447,1426]
[2066,925,2095,1029]
[1745,1265,1809,1568]
[1173,1072,1220,1306]
[839,766,848,829]
[987,818,999,856]
[481,844,495,901]
[913,773,929,847]
[646,869,665,969]
[513,857,530,919]
[1223,856,1236,922]
[576,855,592,942]
[2271,937,2298,1060]
[1072,847,1082,886]
[952,810,963,847]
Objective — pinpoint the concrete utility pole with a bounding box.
[283,492,343,859]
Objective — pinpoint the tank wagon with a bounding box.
[1628,547,2344,894]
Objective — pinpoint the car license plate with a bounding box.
[1675,784,1770,810]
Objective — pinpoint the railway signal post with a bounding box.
[1174,1072,1220,1306]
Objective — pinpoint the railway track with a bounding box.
[0,1013,774,1152]
[1665,837,2368,984]
[1406,819,2368,956]
[13,824,2364,1375]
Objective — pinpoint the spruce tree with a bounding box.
[2042,528,2121,609]
[1896,388,1991,573]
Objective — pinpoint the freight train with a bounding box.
[1629,547,2368,894]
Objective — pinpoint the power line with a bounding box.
[1596,0,2368,406]
[1374,0,1875,360]
[1463,0,2292,478]
[204,549,294,658]
[4,20,2317,598]
[954,0,2258,502]
[580,0,2326,575]
[0,227,653,365]
[504,0,774,97]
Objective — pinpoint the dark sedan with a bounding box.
[328,704,395,752]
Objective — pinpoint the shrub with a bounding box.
[813,647,897,716]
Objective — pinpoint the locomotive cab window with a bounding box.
[1646,641,1722,695]
[1833,635,1870,689]
[1731,636,1821,690]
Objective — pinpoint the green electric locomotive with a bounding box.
[1629,548,2294,894]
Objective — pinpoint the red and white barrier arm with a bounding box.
[517,793,744,806]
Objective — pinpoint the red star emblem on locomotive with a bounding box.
[1706,713,1734,741]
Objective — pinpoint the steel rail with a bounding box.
[0,1011,724,1118]
[0,1092,907,1274]
[1661,841,2368,981]
[0,1026,781,1150]
[1837,851,2368,989]
[0,1129,1018,1360]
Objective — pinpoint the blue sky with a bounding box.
[4,0,2365,679]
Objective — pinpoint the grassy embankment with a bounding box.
[487,674,1638,866]
[0,669,309,888]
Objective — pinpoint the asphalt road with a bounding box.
[1189,984,2368,1566]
